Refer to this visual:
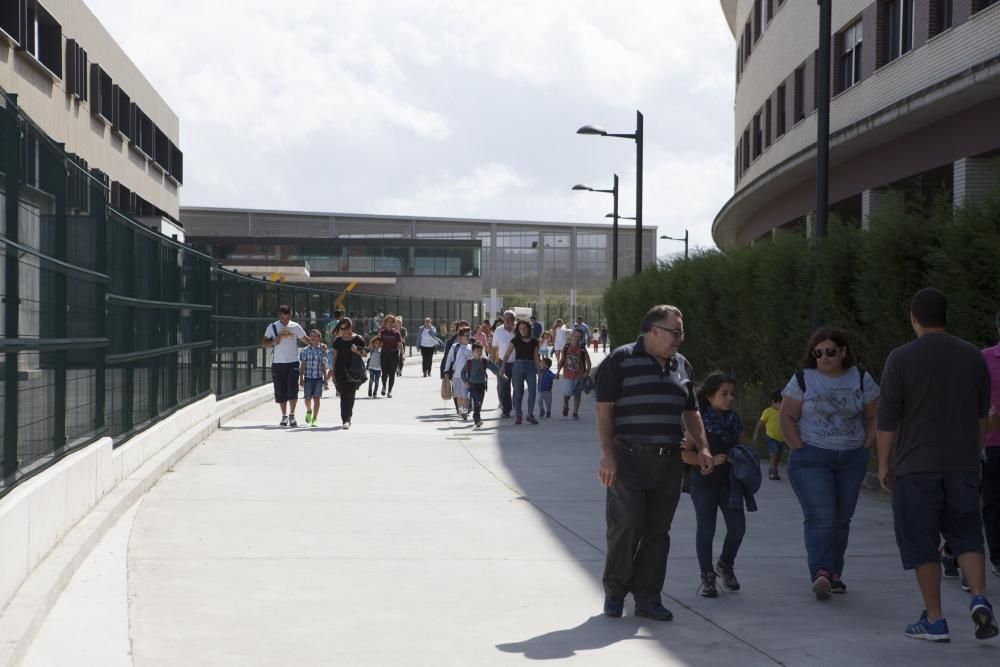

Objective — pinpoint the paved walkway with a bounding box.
[25,357,1000,665]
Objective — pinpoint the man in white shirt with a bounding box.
[262,304,310,426]
[491,310,516,418]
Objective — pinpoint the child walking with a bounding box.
[298,329,328,427]
[681,372,748,598]
[753,390,785,480]
[367,336,383,398]
[537,358,556,417]
[461,342,500,428]
[556,330,591,419]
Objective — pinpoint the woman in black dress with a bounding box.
[329,319,367,429]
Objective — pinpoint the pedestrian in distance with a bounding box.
[574,315,591,344]
[681,372,748,598]
[501,319,541,425]
[473,320,492,351]
[537,358,556,417]
[753,390,786,480]
[557,329,592,420]
[551,319,568,366]
[377,314,404,398]
[491,311,516,418]
[600,323,609,353]
[444,327,474,420]
[596,304,714,622]
[779,327,880,600]
[591,330,600,353]
[329,319,367,430]
[417,317,438,378]
[462,342,501,428]
[538,331,552,360]
[980,309,1000,580]
[876,288,999,642]
[396,317,407,377]
[366,336,383,398]
[530,315,543,340]
[298,329,329,427]
[262,304,310,427]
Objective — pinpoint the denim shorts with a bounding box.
[765,437,786,456]
[302,378,324,399]
[566,377,586,397]
[892,471,984,570]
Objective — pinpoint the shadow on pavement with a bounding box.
[496,614,652,660]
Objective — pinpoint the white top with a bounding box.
[264,320,306,364]
[445,343,472,374]
[492,326,515,359]
[419,325,438,348]
[553,326,568,349]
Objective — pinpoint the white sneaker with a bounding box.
[343,422,351,430]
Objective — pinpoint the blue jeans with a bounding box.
[787,444,870,578]
[510,360,537,418]
[689,469,746,573]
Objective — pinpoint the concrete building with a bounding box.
[180,206,658,316]
[714,0,1000,248]
[0,0,183,225]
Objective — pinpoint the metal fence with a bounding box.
[0,87,479,496]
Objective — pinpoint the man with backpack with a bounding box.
[262,305,311,427]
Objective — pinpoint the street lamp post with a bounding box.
[573,175,619,281]
[577,110,644,275]
[659,231,689,260]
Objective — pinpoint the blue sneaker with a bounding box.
[971,596,999,640]
[603,596,624,618]
[904,611,950,642]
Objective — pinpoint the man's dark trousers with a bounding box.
[603,444,685,604]
[496,372,513,415]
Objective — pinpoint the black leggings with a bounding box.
[381,350,399,393]
[420,346,435,375]
[336,381,358,423]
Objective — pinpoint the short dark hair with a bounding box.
[639,305,683,333]
[696,371,736,410]
[337,318,353,331]
[471,341,483,351]
[769,390,782,404]
[911,288,947,328]
[542,357,553,368]
[278,304,291,315]
[801,328,857,370]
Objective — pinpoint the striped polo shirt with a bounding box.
[595,335,696,446]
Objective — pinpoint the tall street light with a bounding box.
[577,110,644,275]
[659,232,689,260]
[573,175,619,281]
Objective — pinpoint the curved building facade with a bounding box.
[715,0,1000,249]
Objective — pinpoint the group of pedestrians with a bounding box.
[596,294,999,644]
[262,306,410,430]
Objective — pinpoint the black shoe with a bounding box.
[715,560,741,592]
[634,602,674,621]
[699,571,718,598]
[942,549,960,579]
[831,573,847,594]
[603,596,624,618]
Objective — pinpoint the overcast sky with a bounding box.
[86,0,736,256]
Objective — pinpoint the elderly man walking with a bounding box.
[877,288,999,642]
[491,310,516,418]
[595,304,713,621]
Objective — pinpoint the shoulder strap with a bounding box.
[795,369,806,394]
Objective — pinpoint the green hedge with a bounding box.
[604,175,1000,423]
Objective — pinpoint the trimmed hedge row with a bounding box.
[603,178,1000,422]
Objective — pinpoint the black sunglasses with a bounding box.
[813,346,839,359]
[652,324,685,338]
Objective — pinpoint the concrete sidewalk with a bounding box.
[25,361,1000,665]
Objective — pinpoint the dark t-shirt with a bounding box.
[877,333,992,476]
[332,335,367,382]
[510,336,539,361]
[379,329,402,351]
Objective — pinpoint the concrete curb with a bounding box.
[0,385,273,667]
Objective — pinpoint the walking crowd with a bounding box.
[261,291,1000,645]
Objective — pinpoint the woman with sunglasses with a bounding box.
[779,328,880,600]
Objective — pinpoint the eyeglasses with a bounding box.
[813,347,840,359]
[652,324,685,338]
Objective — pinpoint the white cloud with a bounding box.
[85,0,737,248]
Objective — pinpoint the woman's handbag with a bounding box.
[441,376,453,400]
[345,353,368,385]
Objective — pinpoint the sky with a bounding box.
[85,0,737,257]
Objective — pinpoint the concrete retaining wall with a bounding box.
[0,385,273,665]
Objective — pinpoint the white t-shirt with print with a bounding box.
[782,367,880,451]
[265,320,306,364]
[492,326,515,359]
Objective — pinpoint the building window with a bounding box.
[752,112,762,159]
[931,0,953,36]
[881,0,913,66]
[743,21,752,61]
[813,49,820,111]
[114,86,131,137]
[838,20,863,92]
[764,99,772,148]
[23,1,63,78]
[973,0,1000,13]
[766,0,774,22]
[793,64,805,122]
[754,0,763,41]
[65,39,88,101]
[90,64,113,124]
[742,129,750,172]
[776,84,786,137]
